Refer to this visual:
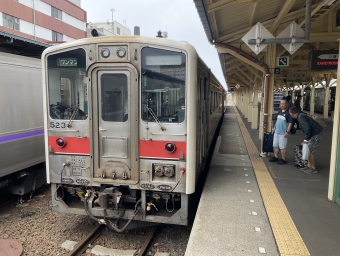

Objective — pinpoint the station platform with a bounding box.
[185,102,340,256]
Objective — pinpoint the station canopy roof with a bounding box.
[0,30,50,58]
[194,0,340,91]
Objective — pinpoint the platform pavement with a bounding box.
[186,103,340,256]
[185,105,279,256]
[243,109,340,256]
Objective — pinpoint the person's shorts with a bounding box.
[308,132,323,154]
[273,133,287,150]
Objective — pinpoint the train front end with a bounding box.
[42,37,197,228]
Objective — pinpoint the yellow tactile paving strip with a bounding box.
[234,106,310,256]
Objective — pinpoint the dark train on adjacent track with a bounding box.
[42,35,225,230]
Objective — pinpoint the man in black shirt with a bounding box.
[289,106,323,174]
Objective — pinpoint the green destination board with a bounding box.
[57,58,77,66]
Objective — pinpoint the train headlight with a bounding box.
[56,137,67,148]
[165,142,176,153]
[101,48,110,58]
[116,47,126,58]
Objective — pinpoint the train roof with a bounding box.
[42,35,197,56]
[42,35,225,92]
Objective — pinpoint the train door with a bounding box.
[92,65,139,184]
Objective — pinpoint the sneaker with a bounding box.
[304,168,318,174]
[277,159,287,165]
[269,156,278,162]
[300,166,310,171]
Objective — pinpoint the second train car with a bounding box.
[42,35,225,230]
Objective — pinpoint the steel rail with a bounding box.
[68,224,105,256]
[136,227,157,256]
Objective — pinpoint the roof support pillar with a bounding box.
[310,81,316,115]
[263,43,276,138]
[328,43,340,200]
[323,74,332,119]
[251,86,259,129]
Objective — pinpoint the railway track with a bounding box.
[68,224,157,256]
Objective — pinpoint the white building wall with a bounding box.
[20,20,34,35]
[35,24,52,41]
[87,21,131,36]
[63,13,86,31]
[0,13,3,26]
[20,0,51,16]
[19,0,33,9]
[64,35,76,42]
[34,0,51,16]
[69,0,81,7]
[114,23,130,36]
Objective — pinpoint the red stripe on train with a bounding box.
[139,140,186,159]
[48,136,90,154]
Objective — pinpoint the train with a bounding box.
[0,52,46,196]
[42,35,225,230]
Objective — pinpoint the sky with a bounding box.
[81,0,227,89]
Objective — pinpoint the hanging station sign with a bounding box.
[286,73,311,82]
[308,50,339,70]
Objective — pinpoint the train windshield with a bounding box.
[47,48,88,120]
[141,47,186,123]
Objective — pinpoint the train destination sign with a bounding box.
[57,58,77,66]
[308,50,339,70]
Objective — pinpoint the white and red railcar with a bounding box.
[42,35,224,229]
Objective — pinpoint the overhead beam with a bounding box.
[249,2,258,26]
[290,60,308,65]
[236,66,255,83]
[310,32,340,42]
[270,0,296,33]
[216,3,319,42]
[216,46,266,73]
[207,0,234,13]
[241,62,263,80]
[234,73,250,85]
[227,75,249,88]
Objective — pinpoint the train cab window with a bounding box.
[47,48,87,120]
[141,47,186,123]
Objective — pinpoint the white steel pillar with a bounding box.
[300,86,305,110]
[244,88,249,118]
[310,78,316,115]
[252,86,259,129]
[248,86,253,122]
[323,74,331,119]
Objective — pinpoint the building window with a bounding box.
[51,6,62,20]
[52,31,63,41]
[2,14,20,31]
[117,27,120,35]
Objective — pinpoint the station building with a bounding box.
[86,21,131,37]
[0,0,87,43]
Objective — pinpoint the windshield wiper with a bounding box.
[67,92,80,128]
[148,108,166,131]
